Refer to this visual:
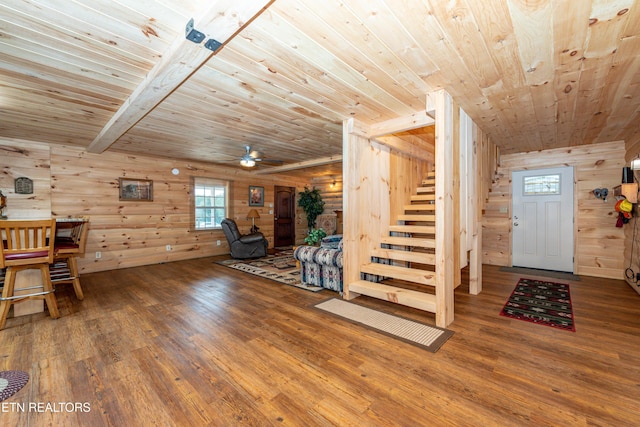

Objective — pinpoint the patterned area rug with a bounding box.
[0,370,29,402]
[500,278,575,331]
[315,298,453,352]
[216,252,323,292]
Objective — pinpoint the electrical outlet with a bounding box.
[216,240,221,246]
[166,244,172,251]
[95,251,101,259]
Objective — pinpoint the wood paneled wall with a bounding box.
[1,139,311,274]
[483,141,626,279]
[342,130,391,293]
[0,139,52,219]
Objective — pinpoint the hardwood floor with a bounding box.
[1,259,639,426]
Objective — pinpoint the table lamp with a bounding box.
[246,209,260,233]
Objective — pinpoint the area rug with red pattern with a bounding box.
[500,278,575,332]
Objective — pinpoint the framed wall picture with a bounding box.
[14,177,34,194]
[249,186,264,207]
[119,178,153,201]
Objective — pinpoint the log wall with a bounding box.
[310,176,343,214]
[483,140,626,279]
[0,139,311,274]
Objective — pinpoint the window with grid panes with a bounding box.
[193,177,229,230]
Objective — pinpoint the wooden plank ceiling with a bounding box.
[1,0,639,176]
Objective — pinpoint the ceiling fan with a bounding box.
[239,146,285,168]
[240,145,262,167]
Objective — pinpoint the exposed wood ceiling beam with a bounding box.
[87,0,274,154]
[254,155,343,174]
[374,135,434,162]
[368,112,435,139]
[346,112,436,140]
[345,114,435,161]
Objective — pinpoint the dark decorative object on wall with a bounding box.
[119,178,153,201]
[14,177,33,194]
[249,186,264,207]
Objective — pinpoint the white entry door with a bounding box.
[512,167,574,272]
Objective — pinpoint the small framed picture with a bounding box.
[249,186,264,207]
[119,178,153,201]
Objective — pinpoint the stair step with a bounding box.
[381,236,435,248]
[416,186,435,193]
[397,214,435,222]
[348,280,436,313]
[389,225,436,234]
[360,263,435,285]
[411,194,435,201]
[422,178,435,185]
[371,248,436,265]
[403,204,435,211]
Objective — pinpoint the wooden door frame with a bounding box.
[511,166,575,273]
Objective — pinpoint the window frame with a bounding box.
[191,177,231,231]
[522,173,562,196]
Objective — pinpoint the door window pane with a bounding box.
[523,174,560,195]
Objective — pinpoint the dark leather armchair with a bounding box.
[221,218,268,259]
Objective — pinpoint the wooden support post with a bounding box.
[343,119,358,300]
[453,102,461,289]
[470,224,482,295]
[469,120,483,295]
[434,90,455,328]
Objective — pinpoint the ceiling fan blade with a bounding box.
[261,159,284,166]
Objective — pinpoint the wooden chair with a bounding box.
[0,219,60,330]
[53,217,89,300]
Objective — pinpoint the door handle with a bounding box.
[514,222,519,226]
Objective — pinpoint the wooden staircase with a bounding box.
[350,171,441,315]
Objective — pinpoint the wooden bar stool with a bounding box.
[0,219,60,330]
[53,217,89,300]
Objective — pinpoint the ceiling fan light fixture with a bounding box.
[240,158,255,167]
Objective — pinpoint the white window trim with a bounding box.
[192,177,230,230]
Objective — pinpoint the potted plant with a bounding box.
[304,228,327,246]
[298,186,325,231]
